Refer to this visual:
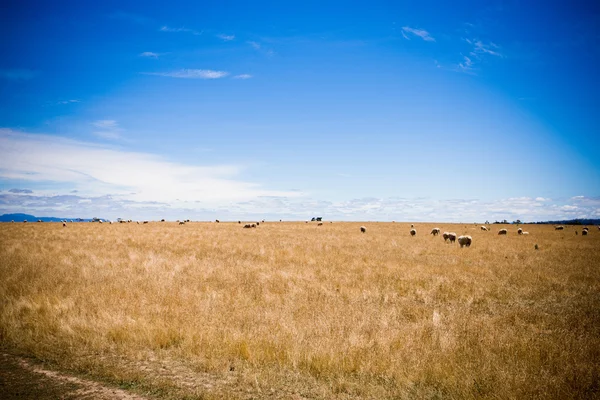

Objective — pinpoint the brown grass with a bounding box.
[1,222,599,399]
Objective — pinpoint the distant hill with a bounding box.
[534,219,600,225]
[0,213,99,222]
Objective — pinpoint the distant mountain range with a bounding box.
[0,213,101,222]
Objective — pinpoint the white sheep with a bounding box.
[318,222,323,226]
[517,228,523,235]
[430,228,441,236]
[458,235,472,247]
[410,229,416,237]
[582,230,588,236]
[522,232,529,235]
[360,226,366,233]
[555,226,564,230]
[498,229,508,235]
[443,232,450,241]
[480,226,488,231]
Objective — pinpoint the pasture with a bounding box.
[1,222,599,399]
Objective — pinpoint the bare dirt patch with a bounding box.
[0,352,147,400]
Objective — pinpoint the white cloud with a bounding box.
[217,34,235,41]
[0,129,301,210]
[57,99,80,105]
[401,27,435,42]
[470,40,502,57]
[248,41,261,49]
[93,120,118,129]
[160,26,202,35]
[144,69,229,79]
[457,55,474,73]
[232,74,252,79]
[92,120,122,140]
[140,52,160,58]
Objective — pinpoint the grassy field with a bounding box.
[1,221,599,399]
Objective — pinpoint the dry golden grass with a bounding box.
[1,221,599,399]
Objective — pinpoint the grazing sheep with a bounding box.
[458,235,472,248]
[410,229,416,237]
[262,220,265,223]
[522,232,529,235]
[109,221,112,224]
[360,226,366,233]
[216,219,220,223]
[430,228,441,236]
[256,222,260,226]
[251,223,256,228]
[136,221,140,224]
[535,244,539,250]
[448,232,457,243]
[143,221,149,224]
[238,221,241,224]
[517,228,523,235]
[498,229,508,235]
[63,222,66,227]
[23,220,27,223]
[583,227,589,232]
[243,224,252,228]
[161,219,165,222]
[37,219,42,223]
[179,221,185,225]
[582,230,588,236]
[410,224,414,228]
[11,220,14,223]
[443,232,450,241]
[555,226,564,230]
[318,222,323,226]
[480,226,488,231]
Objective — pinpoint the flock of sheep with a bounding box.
[13,219,598,242]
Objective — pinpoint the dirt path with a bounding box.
[0,352,148,400]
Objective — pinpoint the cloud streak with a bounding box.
[401,27,435,42]
[92,120,122,140]
[144,69,229,79]
[233,74,252,79]
[140,52,160,58]
[217,34,235,41]
[160,26,202,35]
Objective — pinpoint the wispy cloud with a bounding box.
[217,34,235,41]
[247,41,261,50]
[232,74,252,79]
[57,99,80,105]
[466,38,503,57]
[456,55,475,73]
[92,120,122,140]
[0,69,39,80]
[139,52,160,58]
[160,26,202,35]
[144,69,229,79]
[401,27,435,42]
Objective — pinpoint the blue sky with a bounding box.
[1,0,599,221]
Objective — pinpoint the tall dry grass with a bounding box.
[1,222,599,399]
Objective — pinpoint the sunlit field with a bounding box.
[1,221,599,399]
